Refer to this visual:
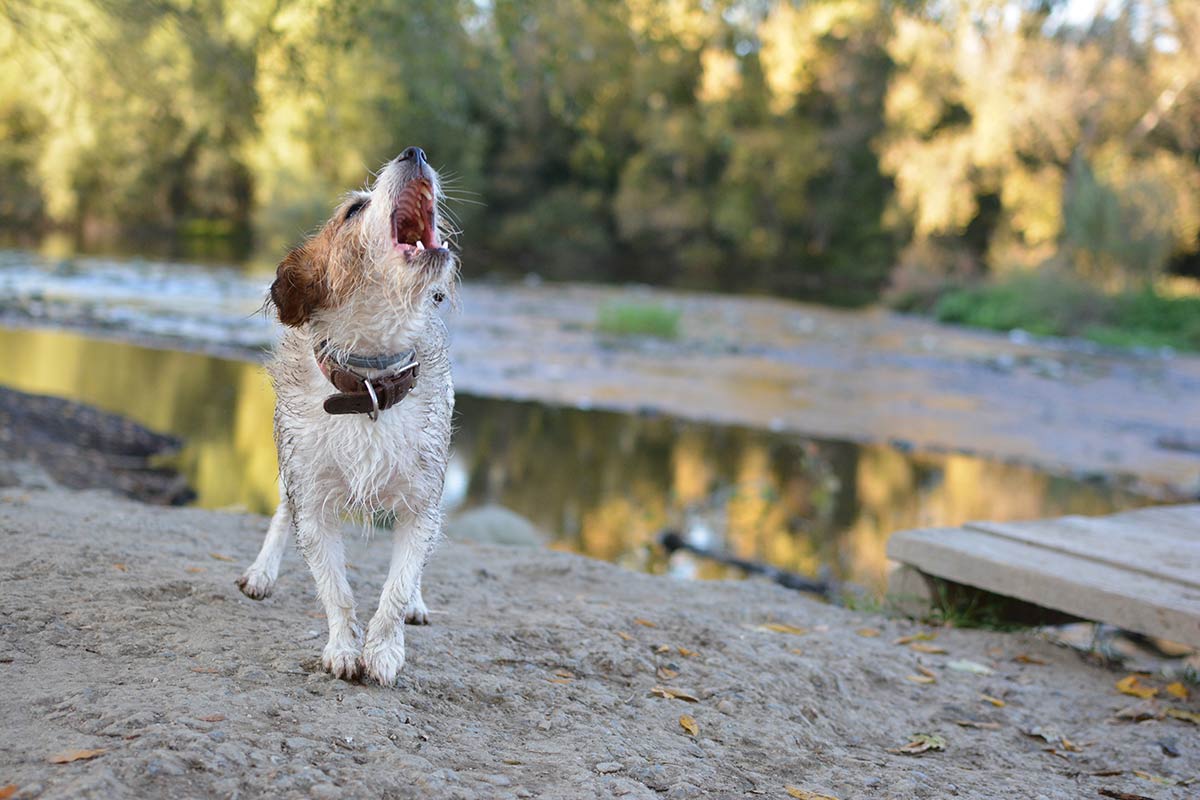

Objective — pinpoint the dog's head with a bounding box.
[270,147,457,327]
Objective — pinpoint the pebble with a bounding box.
[595,761,623,774]
[864,776,882,788]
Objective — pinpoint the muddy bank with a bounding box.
[1,251,1198,497]
[1,486,1196,799]
[0,386,192,505]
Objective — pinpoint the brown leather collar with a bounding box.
[315,347,420,419]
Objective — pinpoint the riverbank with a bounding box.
[1,483,1196,799]
[2,252,1198,499]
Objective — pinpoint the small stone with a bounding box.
[864,777,882,788]
[595,761,623,774]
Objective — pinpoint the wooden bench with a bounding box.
[886,504,1200,647]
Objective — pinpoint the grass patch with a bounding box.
[931,272,1200,352]
[596,302,681,339]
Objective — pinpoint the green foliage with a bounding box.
[2,0,1199,309]
[932,273,1200,352]
[596,303,681,339]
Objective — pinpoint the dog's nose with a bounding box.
[399,146,426,165]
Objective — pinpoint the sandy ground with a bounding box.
[1,486,1196,800]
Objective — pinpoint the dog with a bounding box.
[236,146,457,685]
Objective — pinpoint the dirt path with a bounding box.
[1,486,1195,799]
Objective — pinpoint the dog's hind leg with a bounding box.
[236,491,291,600]
[361,508,439,685]
[294,500,362,681]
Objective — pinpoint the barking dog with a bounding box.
[237,147,457,685]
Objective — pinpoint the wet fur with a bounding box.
[237,151,458,685]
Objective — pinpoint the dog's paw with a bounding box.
[404,596,430,625]
[236,569,274,600]
[361,636,406,686]
[321,639,363,682]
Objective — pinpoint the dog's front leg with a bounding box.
[294,502,362,681]
[361,509,438,685]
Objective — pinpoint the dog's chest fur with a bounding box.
[270,310,453,514]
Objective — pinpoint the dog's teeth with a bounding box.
[415,240,425,250]
[421,189,433,200]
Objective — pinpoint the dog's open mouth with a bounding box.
[392,178,441,253]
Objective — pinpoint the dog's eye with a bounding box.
[344,198,368,221]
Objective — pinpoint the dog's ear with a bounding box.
[270,245,327,327]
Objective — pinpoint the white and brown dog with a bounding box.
[237,147,456,685]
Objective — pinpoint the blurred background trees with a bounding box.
[2,0,1198,309]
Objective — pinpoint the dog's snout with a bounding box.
[399,146,426,165]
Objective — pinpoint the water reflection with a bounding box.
[0,326,1154,591]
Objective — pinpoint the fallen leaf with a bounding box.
[657,666,679,680]
[1114,701,1162,722]
[190,667,220,674]
[655,644,671,654]
[1165,682,1189,700]
[547,677,572,685]
[48,749,107,764]
[909,643,947,655]
[1116,675,1158,699]
[789,648,804,655]
[1021,726,1065,744]
[856,627,880,638]
[633,618,657,628]
[785,788,838,800]
[679,714,698,736]
[1013,653,1047,665]
[906,674,936,685]
[650,686,698,703]
[677,646,698,657]
[1166,707,1200,725]
[1060,736,1081,752]
[954,719,1001,730]
[208,552,235,562]
[1092,770,1125,777]
[1098,790,1154,800]
[915,665,936,678]
[185,566,205,574]
[199,714,225,723]
[893,632,937,646]
[616,631,633,641]
[1134,770,1182,786]
[890,733,946,755]
[757,623,808,635]
[554,669,575,679]
[947,659,994,675]
[112,563,127,572]
[0,786,17,799]
[980,694,1005,707]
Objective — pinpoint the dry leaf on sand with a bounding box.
[48,748,107,764]
[1115,675,1158,699]
[785,787,839,800]
[208,552,235,562]
[890,733,946,755]
[980,694,1005,707]
[0,786,17,799]
[1013,653,1047,665]
[650,686,698,702]
[633,618,657,628]
[757,623,808,635]
[909,643,947,655]
[856,627,880,638]
[893,632,937,645]
[1165,682,1189,700]
[1166,707,1200,725]
[906,674,936,685]
[954,719,1001,730]
[615,631,633,641]
[947,659,993,675]
[657,666,679,680]
[677,646,698,657]
[679,715,698,736]
[199,714,225,722]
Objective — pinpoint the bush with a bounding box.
[596,303,681,339]
[930,272,1200,352]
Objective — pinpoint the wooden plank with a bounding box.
[964,507,1200,590]
[887,525,1200,647]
